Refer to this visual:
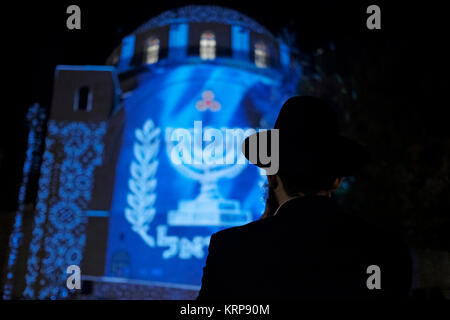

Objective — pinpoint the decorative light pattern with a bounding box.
[2,103,46,299]
[22,121,106,299]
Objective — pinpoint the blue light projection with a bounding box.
[105,63,288,287]
[23,121,106,299]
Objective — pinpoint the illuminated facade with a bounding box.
[4,5,301,299]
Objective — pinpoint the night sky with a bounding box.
[1,0,447,211]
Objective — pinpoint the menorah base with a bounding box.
[167,198,252,226]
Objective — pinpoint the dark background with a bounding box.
[1,0,448,294]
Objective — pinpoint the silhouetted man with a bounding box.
[197,96,412,300]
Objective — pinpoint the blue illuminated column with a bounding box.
[232,25,250,61]
[119,35,136,71]
[279,42,290,68]
[169,24,189,60]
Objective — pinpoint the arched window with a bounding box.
[200,31,216,60]
[145,37,160,64]
[74,86,92,111]
[254,41,268,68]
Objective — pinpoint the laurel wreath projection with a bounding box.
[125,119,160,247]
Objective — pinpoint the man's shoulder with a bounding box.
[212,216,274,244]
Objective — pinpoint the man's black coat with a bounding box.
[197,196,412,300]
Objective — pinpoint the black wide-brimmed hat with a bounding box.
[242,96,369,177]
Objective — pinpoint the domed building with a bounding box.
[4,6,301,299]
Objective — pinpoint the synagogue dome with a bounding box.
[106,5,294,73]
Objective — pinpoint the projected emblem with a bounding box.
[125,119,255,260]
[165,122,252,226]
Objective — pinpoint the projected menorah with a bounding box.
[165,125,252,226]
